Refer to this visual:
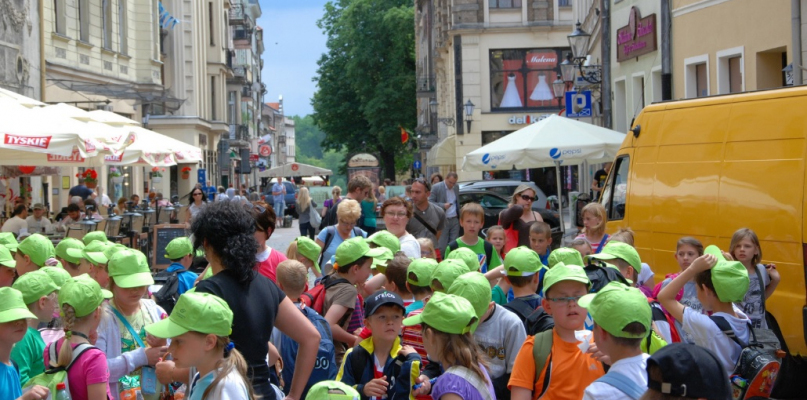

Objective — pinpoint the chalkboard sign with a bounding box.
[152,224,188,269]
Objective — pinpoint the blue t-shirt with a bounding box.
[0,361,22,399]
[166,264,199,295]
[406,299,425,315]
[316,227,367,270]
[272,183,285,203]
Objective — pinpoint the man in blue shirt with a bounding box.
[164,237,198,294]
[272,177,287,223]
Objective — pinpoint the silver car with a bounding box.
[458,180,549,210]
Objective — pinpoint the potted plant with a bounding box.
[77,169,99,188]
[109,167,124,184]
[151,167,165,183]
[181,166,192,180]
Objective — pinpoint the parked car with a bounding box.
[458,180,550,210]
[264,180,299,218]
[458,189,562,248]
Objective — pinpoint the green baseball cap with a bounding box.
[12,270,58,305]
[82,231,108,246]
[146,292,233,338]
[0,246,16,268]
[0,232,19,252]
[108,249,155,288]
[542,262,591,295]
[430,259,468,292]
[403,292,477,334]
[40,266,72,288]
[704,245,750,303]
[0,287,37,322]
[447,272,492,333]
[407,258,438,287]
[103,244,127,263]
[588,241,642,273]
[365,231,401,254]
[579,281,651,338]
[305,381,360,400]
[59,274,112,318]
[55,238,85,264]
[334,237,386,267]
[18,234,55,267]
[371,247,394,274]
[504,246,544,277]
[547,248,585,269]
[447,247,481,272]
[165,237,193,260]
[68,241,110,266]
[295,237,322,274]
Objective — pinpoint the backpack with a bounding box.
[317,226,364,267]
[647,298,681,344]
[530,329,554,399]
[502,299,554,336]
[584,261,630,293]
[24,341,96,400]
[447,240,494,272]
[281,305,337,398]
[594,372,647,400]
[710,316,781,399]
[153,269,180,314]
[301,275,351,315]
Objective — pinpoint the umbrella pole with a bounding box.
[555,161,565,235]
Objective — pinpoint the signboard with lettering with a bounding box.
[616,7,657,62]
[347,153,379,168]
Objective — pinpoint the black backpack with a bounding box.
[502,298,554,336]
[153,270,180,313]
[584,260,630,293]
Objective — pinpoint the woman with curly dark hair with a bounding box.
[160,200,320,400]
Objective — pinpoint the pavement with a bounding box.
[267,217,303,254]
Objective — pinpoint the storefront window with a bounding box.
[490,48,571,111]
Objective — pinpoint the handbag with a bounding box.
[309,205,322,227]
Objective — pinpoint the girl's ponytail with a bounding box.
[202,337,256,400]
[423,323,490,385]
[55,304,76,368]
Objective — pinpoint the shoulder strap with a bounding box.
[484,241,493,268]
[352,227,362,237]
[532,330,553,397]
[444,365,493,400]
[503,299,534,322]
[448,241,459,254]
[110,306,146,348]
[595,372,646,400]
[753,265,766,315]
[319,227,336,265]
[595,234,610,254]
[710,315,747,348]
[412,212,437,235]
[67,343,97,371]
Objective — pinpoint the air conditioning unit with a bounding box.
[96,104,114,112]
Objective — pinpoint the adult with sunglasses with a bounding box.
[183,187,208,226]
[499,184,544,254]
[380,197,421,259]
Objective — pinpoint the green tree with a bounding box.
[312,0,416,181]
[292,115,325,160]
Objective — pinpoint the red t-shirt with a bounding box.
[255,247,288,283]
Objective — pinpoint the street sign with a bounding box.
[249,153,259,162]
[197,168,206,185]
[259,145,271,157]
[413,160,421,170]
[566,90,593,118]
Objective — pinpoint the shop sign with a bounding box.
[348,153,379,168]
[259,145,272,157]
[508,114,552,125]
[249,153,259,162]
[616,7,657,62]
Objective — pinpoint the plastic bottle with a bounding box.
[55,382,72,400]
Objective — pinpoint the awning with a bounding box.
[427,135,456,166]
[256,162,333,178]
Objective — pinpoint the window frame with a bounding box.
[490,0,522,9]
[601,155,630,221]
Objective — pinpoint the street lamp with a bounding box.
[560,55,576,84]
[429,98,455,126]
[568,21,591,61]
[552,78,566,100]
[464,99,475,133]
[566,22,602,87]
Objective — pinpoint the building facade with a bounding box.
[0,0,42,99]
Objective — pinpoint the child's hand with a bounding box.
[721,251,734,261]
[146,333,167,348]
[155,359,176,384]
[767,264,780,282]
[352,327,364,336]
[363,377,389,398]
[689,254,717,273]
[412,375,432,396]
[145,346,168,366]
[586,343,611,365]
[21,385,49,400]
[398,345,416,357]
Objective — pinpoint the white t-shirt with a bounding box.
[583,353,650,400]
[398,232,422,259]
[189,368,250,400]
[637,262,654,286]
[474,304,527,379]
[1,216,27,235]
[25,216,52,234]
[682,305,750,375]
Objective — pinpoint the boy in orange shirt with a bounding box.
[509,262,606,400]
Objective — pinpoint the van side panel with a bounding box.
[612,89,807,355]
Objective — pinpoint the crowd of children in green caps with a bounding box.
[0,197,780,400]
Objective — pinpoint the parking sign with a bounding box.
[565,90,593,118]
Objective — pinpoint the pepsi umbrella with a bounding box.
[462,114,626,232]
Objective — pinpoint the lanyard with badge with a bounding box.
[111,307,160,396]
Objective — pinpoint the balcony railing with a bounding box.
[232,66,246,78]
[229,3,245,24]
[241,87,253,98]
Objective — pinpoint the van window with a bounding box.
[602,156,629,220]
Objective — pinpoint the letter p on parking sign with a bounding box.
[565,90,592,118]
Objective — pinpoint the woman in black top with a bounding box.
[189,200,320,400]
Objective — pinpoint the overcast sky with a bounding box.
[257,0,329,117]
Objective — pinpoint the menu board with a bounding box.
[152,224,188,269]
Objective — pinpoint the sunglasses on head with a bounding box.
[519,194,537,201]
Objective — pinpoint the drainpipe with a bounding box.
[39,0,46,101]
[601,0,612,129]
[793,0,803,85]
[661,0,672,99]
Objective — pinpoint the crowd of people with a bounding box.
[0,173,782,400]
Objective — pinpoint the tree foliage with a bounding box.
[312,0,416,180]
[293,115,347,189]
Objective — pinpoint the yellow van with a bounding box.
[602,86,806,356]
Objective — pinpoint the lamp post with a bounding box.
[566,22,602,87]
[552,78,566,108]
[464,99,475,133]
[429,98,455,126]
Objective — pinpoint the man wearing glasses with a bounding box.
[406,179,445,250]
[429,172,460,257]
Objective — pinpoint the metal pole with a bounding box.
[555,161,565,234]
[661,0,673,100]
[793,0,803,85]
[601,0,612,129]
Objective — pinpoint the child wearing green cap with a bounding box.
[337,289,421,399]
[145,292,252,399]
[509,263,605,400]
[0,287,50,400]
[588,241,652,297]
[39,275,113,400]
[579,282,652,400]
[15,234,56,277]
[503,247,544,317]
[306,380,360,400]
[400,258,437,381]
[10,271,59,385]
[55,238,87,277]
[403,292,494,399]
[286,237,324,288]
[444,203,502,274]
[658,246,751,375]
[0,245,17,287]
[161,237,198,296]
